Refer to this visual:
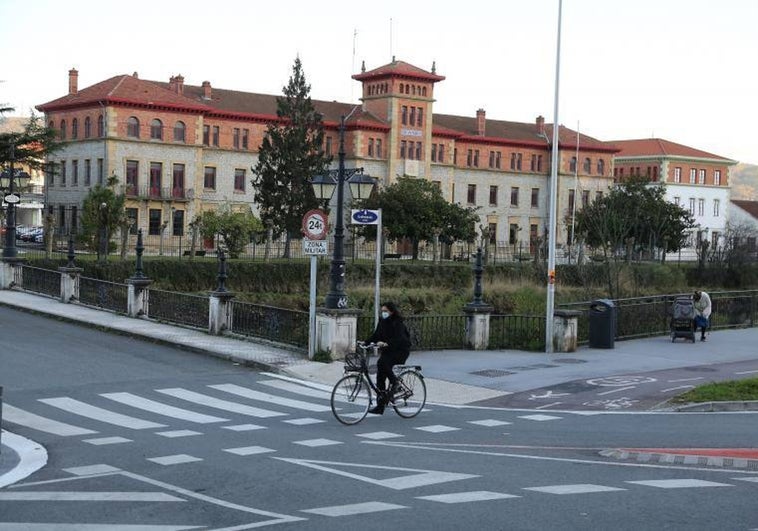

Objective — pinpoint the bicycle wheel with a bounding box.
[392,370,426,418]
[331,373,371,425]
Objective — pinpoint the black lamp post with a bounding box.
[98,201,108,264]
[1,144,32,259]
[311,115,376,309]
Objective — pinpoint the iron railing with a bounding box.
[229,301,309,347]
[17,266,60,298]
[78,276,129,314]
[489,314,546,351]
[123,185,191,201]
[405,315,467,350]
[148,289,209,329]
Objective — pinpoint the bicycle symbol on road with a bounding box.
[586,376,657,387]
[583,397,640,410]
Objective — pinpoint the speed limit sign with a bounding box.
[302,209,328,240]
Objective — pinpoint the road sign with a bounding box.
[351,209,380,225]
[303,239,328,255]
[3,193,20,204]
[302,210,328,240]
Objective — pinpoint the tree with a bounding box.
[0,110,62,170]
[251,57,330,257]
[80,177,126,256]
[195,207,263,259]
[361,177,479,259]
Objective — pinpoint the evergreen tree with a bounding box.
[0,110,62,170]
[252,58,330,257]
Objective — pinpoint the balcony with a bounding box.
[123,185,193,201]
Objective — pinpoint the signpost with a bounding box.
[303,210,328,360]
[351,209,382,327]
[3,194,20,204]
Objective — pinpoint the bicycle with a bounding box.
[330,342,427,425]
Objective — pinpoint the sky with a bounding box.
[2,0,757,164]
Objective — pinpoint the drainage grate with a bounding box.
[508,364,559,371]
[683,366,718,372]
[554,358,587,364]
[470,369,516,378]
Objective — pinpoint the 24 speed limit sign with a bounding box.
[302,209,328,240]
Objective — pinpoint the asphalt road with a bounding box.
[1,307,757,530]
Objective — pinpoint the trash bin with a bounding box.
[589,299,616,349]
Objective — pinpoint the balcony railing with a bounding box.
[123,185,191,201]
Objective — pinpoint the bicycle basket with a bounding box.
[344,351,366,372]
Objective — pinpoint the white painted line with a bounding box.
[301,501,407,517]
[417,491,519,503]
[535,402,562,410]
[293,439,343,447]
[733,477,758,483]
[63,464,120,476]
[525,484,625,495]
[155,388,286,418]
[468,419,513,427]
[0,525,200,531]
[735,370,758,375]
[259,379,334,401]
[355,431,404,440]
[155,430,202,438]
[626,479,733,489]
[147,454,203,466]
[667,377,705,383]
[101,392,228,424]
[283,418,325,426]
[83,437,132,446]
[3,404,97,437]
[221,423,266,431]
[660,385,695,393]
[597,386,635,396]
[209,383,331,412]
[414,425,460,433]
[223,446,276,456]
[38,398,166,430]
[260,372,334,393]
[0,431,48,489]
[0,491,185,502]
[518,414,562,421]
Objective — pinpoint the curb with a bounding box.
[671,400,758,412]
[0,430,48,488]
[600,449,758,470]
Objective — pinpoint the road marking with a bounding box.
[735,370,758,375]
[83,437,132,446]
[528,391,570,400]
[146,454,203,466]
[356,431,404,440]
[283,418,325,426]
[301,501,406,517]
[38,398,166,430]
[223,446,276,456]
[597,386,635,396]
[3,404,97,436]
[208,383,331,412]
[0,431,48,489]
[0,525,200,531]
[100,392,228,424]
[155,388,286,418]
[293,439,343,447]
[260,372,335,392]
[733,477,758,483]
[626,479,733,488]
[666,377,705,383]
[518,414,562,421]
[274,458,478,490]
[660,385,695,393]
[259,379,334,401]
[63,464,120,476]
[468,419,512,427]
[587,376,657,387]
[0,491,185,502]
[416,491,519,503]
[535,402,562,410]
[155,430,202,438]
[414,425,460,433]
[524,484,625,495]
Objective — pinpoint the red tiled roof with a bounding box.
[352,60,445,82]
[731,200,758,219]
[610,138,734,161]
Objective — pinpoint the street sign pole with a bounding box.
[308,254,317,360]
[374,209,382,328]
[302,209,328,360]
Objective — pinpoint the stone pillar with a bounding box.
[315,308,361,359]
[0,258,24,290]
[209,291,235,335]
[58,267,82,303]
[127,278,151,317]
[463,247,494,350]
[553,309,582,353]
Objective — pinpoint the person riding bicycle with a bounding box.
[365,301,411,415]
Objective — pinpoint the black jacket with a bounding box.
[367,316,411,357]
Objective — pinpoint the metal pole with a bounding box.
[570,120,579,263]
[374,209,382,328]
[2,144,18,259]
[545,0,563,354]
[308,254,317,360]
[325,116,348,309]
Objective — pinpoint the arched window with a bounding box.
[150,119,163,140]
[60,120,67,140]
[405,83,410,93]
[384,83,388,93]
[412,85,416,95]
[399,84,404,94]
[569,156,577,173]
[71,118,78,139]
[597,159,605,175]
[97,115,104,137]
[127,116,140,138]
[583,157,592,173]
[48,120,54,130]
[84,116,91,138]
[173,121,186,143]
[422,87,427,96]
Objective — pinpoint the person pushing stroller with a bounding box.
[693,290,712,342]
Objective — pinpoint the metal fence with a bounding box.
[78,276,129,314]
[229,301,309,347]
[148,289,210,329]
[489,314,546,351]
[17,266,61,299]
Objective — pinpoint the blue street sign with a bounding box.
[351,209,379,225]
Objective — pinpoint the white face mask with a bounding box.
[381,311,390,320]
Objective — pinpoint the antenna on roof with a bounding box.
[351,28,358,101]
[389,17,393,61]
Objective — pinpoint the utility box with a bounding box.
[589,299,616,349]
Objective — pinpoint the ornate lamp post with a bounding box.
[310,115,376,309]
[1,144,32,259]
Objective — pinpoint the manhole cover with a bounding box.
[548,381,598,393]
[470,369,516,378]
[554,358,587,364]
[508,364,558,371]
[683,366,718,372]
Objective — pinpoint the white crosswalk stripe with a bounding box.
[259,379,334,401]
[155,388,287,418]
[0,525,198,531]
[208,383,331,412]
[38,398,166,430]
[3,404,97,436]
[100,392,229,424]
[301,501,407,516]
[0,491,184,502]
[626,479,733,489]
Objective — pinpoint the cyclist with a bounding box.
[365,301,411,415]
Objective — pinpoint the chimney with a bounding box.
[68,68,78,95]
[132,72,139,78]
[169,75,184,94]
[168,75,176,92]
[202,80,212,100]
[536,115,545,135]
[476,108,486,136]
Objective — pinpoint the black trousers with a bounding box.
[376,351,409,393]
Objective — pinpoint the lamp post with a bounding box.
[310,115,376,309]
[1,144,32,259]
[98,201,108,264]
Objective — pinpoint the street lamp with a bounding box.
[310,115,376,309]
[1,144,32,259]
[98,201,108,264]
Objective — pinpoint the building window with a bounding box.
[530,154,537,172]
[489,185,498,206]
[495,152,501,169]
[473,150,479,167]
[400,140,407,159]
[437,144,443,163]
[510,186,519,207]
[516,153,522,170]
[432,180,441,191]
[509,224,519,245]
[689,169,696,184]
[431,143,437,162]
[172,164,185,196]
[376,139,382,158]
[510,153,517,170]
[538,155,544,172]
[97,114,104,137]
[409,107,415,126]
[126,160,138,191]
[674,167,681,183]
[84,116,91,138]
[689,198,696,215]
[233,128,240,149]
[149,162,162,193]
[58,205,66,230]
[467,149,472,167]
[242,129,249,150]
[71,118,78,139]
[369,138,375,158]
[415,142,422,160]
[97,158,103,185]
[148,209,162,235]
[60,160,66,185]
[60,120,67,140]
[698,169,706,184]
[467,184,476,205]
[150,119,163,140]
[173,209,184,236]
[673,196,680,206]
[174,121,186,143]
[84,159,91,186]
[212,126,219,147]
[72,160,78,185]
[569,156,577,173]
[595,190,603,201]
[489,151,494,168]
[582,190,590,208]
[127,117,139,138]
[653,166,659,181]
[583,158,591,173]
[71,206,78,233]
[325,136,332,156]
[531,188,539,208]
[204,166,216,189]
[203,125,210,145]
[488,223,497,244]
[598,159,605,175]
[401,106,408,125]
[453,148,458,165]
[417,108,423,126]
[126,208,139,234]
[713,199,720,217]
[234,169,246,192]
[714,170,721,185]
[568,189,575,214]
[697,198,705,216]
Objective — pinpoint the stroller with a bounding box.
[670,295,696,342]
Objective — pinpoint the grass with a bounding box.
[671,377,758,403]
